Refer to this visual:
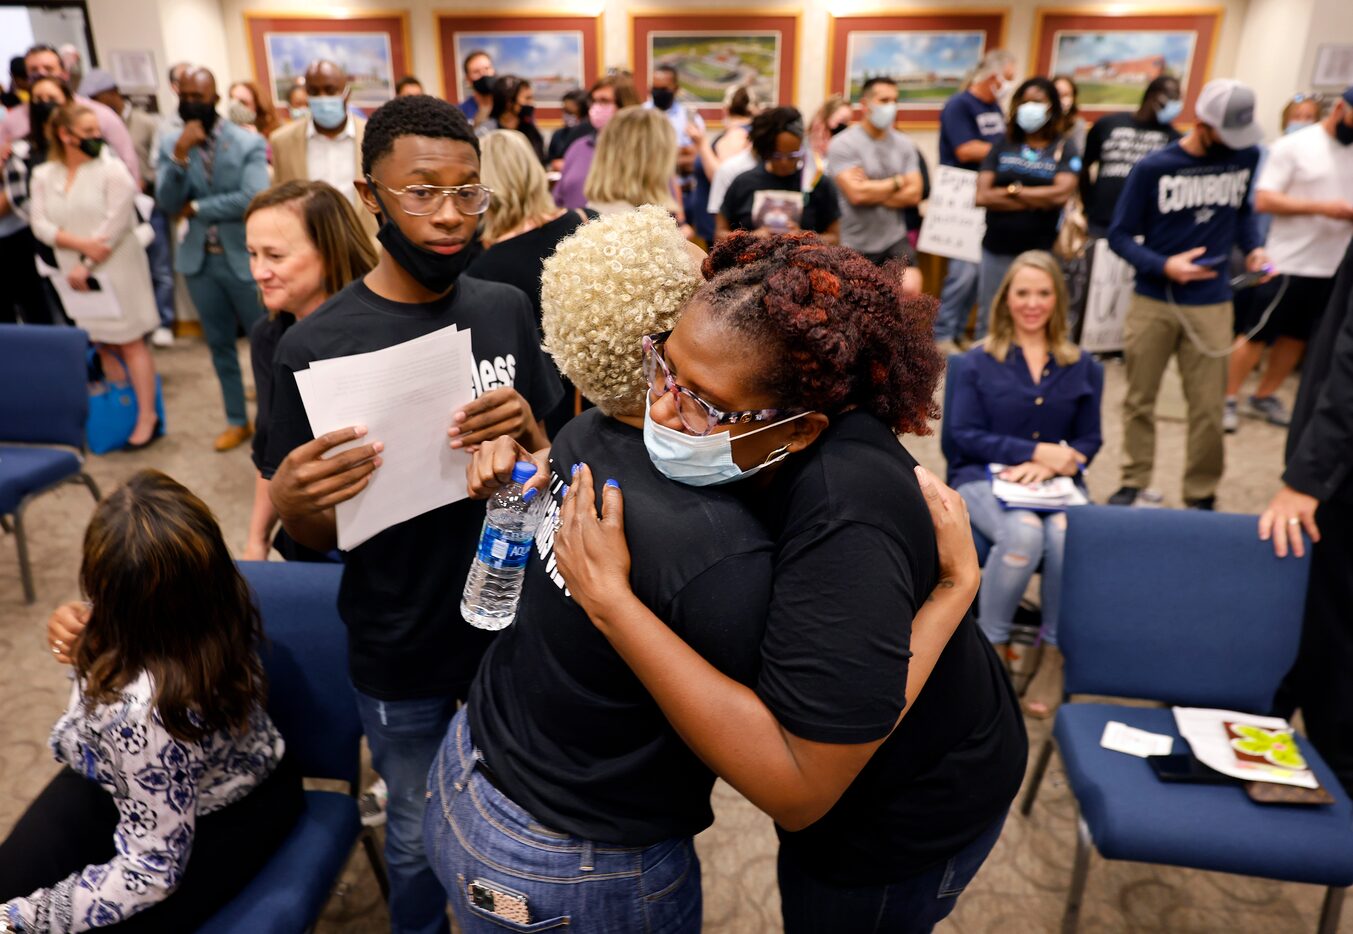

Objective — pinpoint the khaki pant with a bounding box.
[1121,293,1232,502]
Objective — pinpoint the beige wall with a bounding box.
[92,0,1349,167]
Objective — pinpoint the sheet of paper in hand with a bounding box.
[917,165,986,264]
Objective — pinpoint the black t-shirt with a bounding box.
[980,136,1081,255]
[262,275,564,700]
[752,411,1027,884]
[249,312,295,472]
[1082,112,1181,231]
[468,410,772,844]
[721,165,841,235]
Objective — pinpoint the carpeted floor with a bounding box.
[0,336,1343,933]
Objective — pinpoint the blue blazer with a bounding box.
[156,120,269,281]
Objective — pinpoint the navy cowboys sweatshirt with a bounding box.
[1108,141,1263,305]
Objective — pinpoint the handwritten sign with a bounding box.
[917,166,985,264]
[1080,239,1136,353]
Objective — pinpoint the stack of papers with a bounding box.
[989,464,1088,511]
[295,324,476,550]
[1174,707,1318,789]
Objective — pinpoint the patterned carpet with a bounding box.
[0,337,1343,933]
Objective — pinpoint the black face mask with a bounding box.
[518,104,535,122]
[371,189,472,295]
[472,75,494,96]
[179,100,218,133]
[1336,119,1353,146]
[29,100,54,135]
[78,137,106,158]
[828,122,848,136]
[651,87,675,111]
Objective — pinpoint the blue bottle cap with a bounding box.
[511,461,538,485]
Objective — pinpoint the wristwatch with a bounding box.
[1007,182,1024,196]
[892,175,901,192]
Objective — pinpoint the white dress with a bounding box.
[30,153,159,344]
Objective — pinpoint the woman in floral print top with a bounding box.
[0,470,300,932]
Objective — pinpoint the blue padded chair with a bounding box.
[199,562,388,933]
[1019,506,1353,934]
[940,353,993,563]
[0,324,100,603]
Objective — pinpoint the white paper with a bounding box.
[989,464,1088,510]
[1174,707,1318,789]
[1100,720,1175,758]
[296,324,476,550]
[1312,44,1353,87]
[917,165,986,264]
[35,257,123,321]
[1080,239,1136,353]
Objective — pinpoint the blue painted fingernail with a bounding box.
[606,478,620,489]
[571,463,580,475]
[560,484,570,497]
[522,488,538,503]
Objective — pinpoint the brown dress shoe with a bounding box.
[214,423,253,452]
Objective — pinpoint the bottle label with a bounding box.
[477,526,532,569]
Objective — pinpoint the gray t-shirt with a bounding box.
[826,124,920,254]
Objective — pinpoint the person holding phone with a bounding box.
[1107,79,1271,510]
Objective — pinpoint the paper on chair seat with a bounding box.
[1174,707,1318,788]
[1100,721,1174,758]
[296,324,476,550]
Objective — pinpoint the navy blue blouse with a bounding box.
[945,345,1104,489]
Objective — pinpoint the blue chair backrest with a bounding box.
[939,353,965,472]
[1060,506,1310,712]
[0,324,90,448]
[240,561,361,790]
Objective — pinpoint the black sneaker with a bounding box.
[1108,486,1140,506]
[1186,497,1216,511]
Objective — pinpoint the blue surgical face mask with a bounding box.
[1284,120,1314,135]
[1016,101,1049,133]
[309,94,347,130]
[868,101,897,130]
[1157,99,1184,125]
[643,406,811,487]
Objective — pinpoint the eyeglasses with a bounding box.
[642,331,799,436]
[365,177,493,217]
[1290,93,1324,104]
[768,149,806,162]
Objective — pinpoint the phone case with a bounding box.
[1245,781,1335,806]
[468,878,531,924]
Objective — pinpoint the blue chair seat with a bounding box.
[0,446,82,514]
[1055,703,1353,888]
[196,789,362,933]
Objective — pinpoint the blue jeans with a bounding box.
[353,689,457,934]
[777,812,1006,934]
[976,249,1019,344]
[183,252,265,426]
[959,480,1067,646]
[147,208,175,328]
[934,257,979,341]
[425,707,702,934]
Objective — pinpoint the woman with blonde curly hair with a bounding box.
[423,206,754,931]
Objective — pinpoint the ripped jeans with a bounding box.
[958,481,1067,647]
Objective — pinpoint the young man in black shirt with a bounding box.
[263,95,561,934]
[1080,76,1183,237]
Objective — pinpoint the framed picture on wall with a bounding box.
[827,11,1008,128]
[436,13,602,124]
[1030,7,1224,121]
[244,12,412,113]
[630,11,800,126]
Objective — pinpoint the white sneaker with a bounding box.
[151,326,175,348]
[1223,397,1239,434]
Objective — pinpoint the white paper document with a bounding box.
[916,165,986,264]
[1100,721,1175,758]
[36,257,123,321]
[1174,707,1318,789]
[296,324,476,550]
[989,464,1088,511]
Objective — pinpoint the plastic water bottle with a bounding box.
[461,462,542,630]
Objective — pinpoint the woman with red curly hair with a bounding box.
[555,231,1026,933]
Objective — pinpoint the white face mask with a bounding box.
[868,101,898,130]
[643,406,812,487]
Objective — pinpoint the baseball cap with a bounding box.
[1193,79,1263,149]
[79,68,117,98]
[1343,85,1353,108]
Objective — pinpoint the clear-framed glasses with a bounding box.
[642,330,799,436]
[365,177,494,216]
[768,149,807,163]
